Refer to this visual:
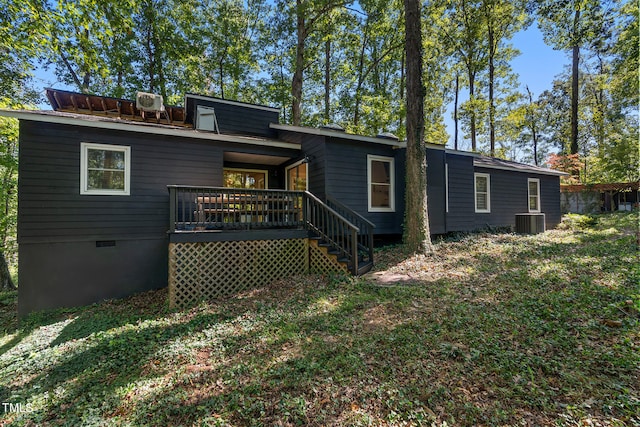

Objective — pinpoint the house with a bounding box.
[1,88,566,316]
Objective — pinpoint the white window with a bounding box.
[474,173,490,213]
[367,155,395,212]
[528,178,541,213]
[80,143,130,195]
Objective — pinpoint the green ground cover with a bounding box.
[0,212,638,426]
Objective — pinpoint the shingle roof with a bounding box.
[473,155,568,176]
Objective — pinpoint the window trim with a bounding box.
[80,142,131,196]
[367,154,395,212]
[474,172,491,213]
[528,178,541,213]
[223,167,269,189]
[285,159,309,191]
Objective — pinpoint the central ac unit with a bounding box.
[515,213,546,234]
[136,91,165,112]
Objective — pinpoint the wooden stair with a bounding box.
[309,237,373,275]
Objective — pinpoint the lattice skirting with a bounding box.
[169,238,345,308]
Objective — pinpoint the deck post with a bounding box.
[168,186,177,233]
[351,227,358,275]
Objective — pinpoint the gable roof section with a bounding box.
[185,93,280,114]
[473,155,568,176]
[0,109,301,150]
[270,123,410,148]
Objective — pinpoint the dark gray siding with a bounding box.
[426,148,446,234]
[472,166,527,228]
[18,122,223,243]
[473,167,562,230]
[185,95,279,138]
[17,120,298,314]
[443,150,563,233]
[539,175,562,228]
[18,121,298,243]
[323,137,404,235]
[301,135,326,198]
[445,153,475,231]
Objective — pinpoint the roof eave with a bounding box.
[270,123,408,148]
[473,160,569,176]
[0,109,301,151]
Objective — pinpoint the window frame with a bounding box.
[528,178,541,213]
[474,172,491,213]
[80,142,131,196]
[223,167,269,189]
[367,154,395,212]
[285,159,309,191]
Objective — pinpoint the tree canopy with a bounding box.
[2,0,638,178]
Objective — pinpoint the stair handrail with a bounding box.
[326,195,375,270]
[326,195,376,229]
[303,191,359,274]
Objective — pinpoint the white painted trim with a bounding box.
[223,167,269,189]
[445,148,479,157]
[528,178,541,213]
[0,109,301,150]
[367,154,395,212]
[271,123,408,148]
[474,173,491,213]
[184,93,281,113]
[80,142,131,195]
[285,159,309,191]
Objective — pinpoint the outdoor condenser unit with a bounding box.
[136,91,165,112]
[515,213,546,234]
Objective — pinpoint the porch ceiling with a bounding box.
[224,151,293,166]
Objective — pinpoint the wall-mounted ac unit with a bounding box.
[515,213,546,234]
[136,92,165,112]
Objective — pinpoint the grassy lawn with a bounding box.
[0,212,638,426]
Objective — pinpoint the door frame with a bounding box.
[285,159,309,191]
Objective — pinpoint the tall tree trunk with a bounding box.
[324,38,331,122]
[219,58,225,99]
[468,71,477,151]
[526,86,539,166]
[454,73,459,150]
[145,27,156,93]
[0,250,15,291]
[570,8,580,156]
[403,0,432,253]
[353,30,368,127]
[292,0,305,126]
[488,20,495,157]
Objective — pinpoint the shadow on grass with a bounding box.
[2,213,638,426]
[2,308,230,425]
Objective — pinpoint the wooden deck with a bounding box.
[168,186,374,276]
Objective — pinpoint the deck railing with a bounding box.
[304,192,360,274]
[168,186,305,232]
[326,195,375,268]
[168,186,368,274]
